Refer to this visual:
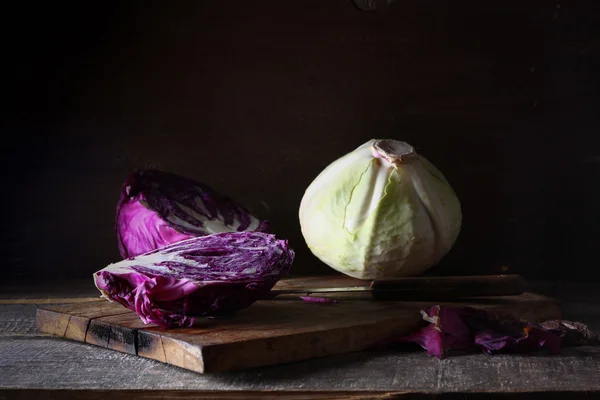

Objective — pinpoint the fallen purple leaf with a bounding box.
[385,305,596,358]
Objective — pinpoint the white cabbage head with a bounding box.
[299,139,462,279]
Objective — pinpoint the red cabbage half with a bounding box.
[94,231,294,328]
[116,169,269,258]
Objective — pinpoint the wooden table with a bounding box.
[1,280,600,399]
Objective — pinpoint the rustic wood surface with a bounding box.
[3,309,600,396]
[36,292,560,374]
[35,275,559,373]
[1,281,600,398]
[1,282,600,398]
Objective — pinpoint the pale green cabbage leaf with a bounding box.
[299,139,462,279]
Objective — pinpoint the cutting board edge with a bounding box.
[136,312,425,373]
[35,292,563,374]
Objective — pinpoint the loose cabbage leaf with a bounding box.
[116,169,269,258]
[386,305,582,358]
[390,305,472,358]
[94,232,294,328]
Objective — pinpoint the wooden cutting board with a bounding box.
[36,276,561,374]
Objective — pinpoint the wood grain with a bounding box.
[137,300,422,373]
[35,301,131,342]
[0,305,39,337]
[4,389,600,400]
[86,313,148,354]
[36,276,561,374]
[2,337,600,393]
[4,284,600,395]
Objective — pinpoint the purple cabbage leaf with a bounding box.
[387,305,573,358]
[116,169,269,258]
[94,231,294,328]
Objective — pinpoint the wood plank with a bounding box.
[0,390,417,400]
[86,312,152,354]
[137,300,422,373]
[36,301,134,342]
[0,305,40,337]
[2,337,600,393]
[137,292,560,373]
[36,289,561,374]
[3,389,600,400]
[3,285,600,394]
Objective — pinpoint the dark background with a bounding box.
[2,0,599,282]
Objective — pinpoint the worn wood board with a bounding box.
[36,276,561,374]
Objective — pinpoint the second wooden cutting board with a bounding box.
[37,275,561,374]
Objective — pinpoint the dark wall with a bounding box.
[3,1,600,281]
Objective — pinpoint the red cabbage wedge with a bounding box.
[117,169,269,258]
[94,232,294,328]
